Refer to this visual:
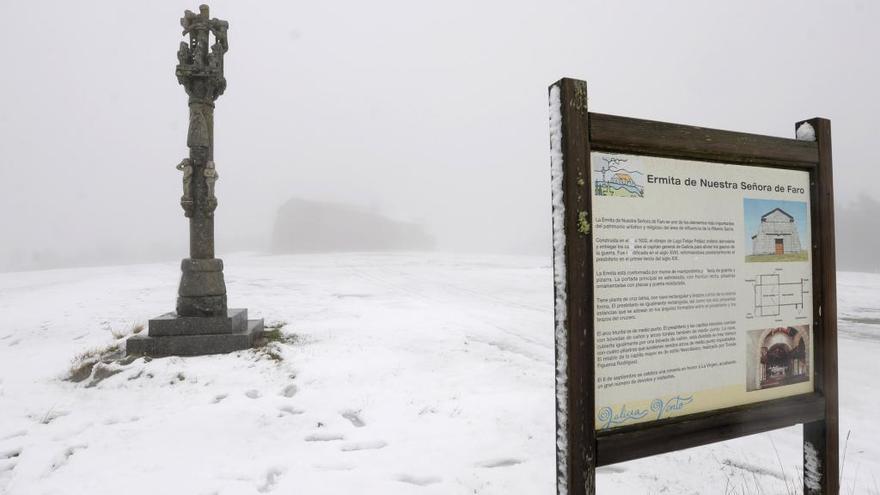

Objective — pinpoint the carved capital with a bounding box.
[176,5,228,103]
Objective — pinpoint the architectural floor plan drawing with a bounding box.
[752,273,810,317]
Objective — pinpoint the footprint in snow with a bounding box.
[0,446,22,475]
[278,406,304,416]
[257,467,284,493]
[304,433,344,442]
[0,430,26,441]
[395,474,442,486]
[48,444,87,471]
[245,390,261,399]
[340,440,387,452]
[102,416,140,427]
[341,410,365,427]
[475,457,523,468]
[126,370,145,381]
[212,394,228,404]
[0,447,22,461]
[280,384,297,398]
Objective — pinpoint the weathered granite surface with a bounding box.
[148,308,248,336]
[177,258,227,316]
[127,319,263,357]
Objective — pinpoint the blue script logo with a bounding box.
[598,395,694,429]
[597,404,648,429]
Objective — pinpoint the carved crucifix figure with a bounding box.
[204,160,218,211]
[176,158,194,216]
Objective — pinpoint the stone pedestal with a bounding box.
[176,258,228,316]
[127,309,263,357]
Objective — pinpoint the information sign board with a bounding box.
[549,78,838,495]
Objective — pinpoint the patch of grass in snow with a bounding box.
[67,321,148,383]
[254,321,300,362]
[714,431,879,495]
[67,338,143,386]
[67,343,123,383]
[715,436,808,495]
[38,406,69,425]
[110,322,145,340]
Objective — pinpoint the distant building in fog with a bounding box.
[272,198,434,253]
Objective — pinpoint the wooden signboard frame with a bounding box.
[549,78,838,495]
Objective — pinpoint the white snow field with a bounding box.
[0,252,877,494]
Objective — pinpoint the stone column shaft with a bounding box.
[187,100,216,260]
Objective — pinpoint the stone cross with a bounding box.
[175,4,229,316]
[127,5,262,356]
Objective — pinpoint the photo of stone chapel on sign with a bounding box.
[743,198,810,262]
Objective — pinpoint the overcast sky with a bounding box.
[1,1,877,271]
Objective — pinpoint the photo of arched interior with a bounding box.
[746,325,810,391]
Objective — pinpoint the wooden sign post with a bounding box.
[549,78,838,495]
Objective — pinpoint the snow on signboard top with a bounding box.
[0,253,877,494]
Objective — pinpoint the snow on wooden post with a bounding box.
[549,77,839,495]
[549,78,596,495]
[798,117,839,495]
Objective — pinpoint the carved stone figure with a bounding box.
[203,160,218,213]
[176,158,194,216]
[176,4,228,102]
[177,42,190,66]
[187,109,210,148]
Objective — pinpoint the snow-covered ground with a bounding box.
[0,252,877,494]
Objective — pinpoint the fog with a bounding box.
[1,1,878,272]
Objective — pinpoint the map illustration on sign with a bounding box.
[748,272,810,318]
[594,155,645,198]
